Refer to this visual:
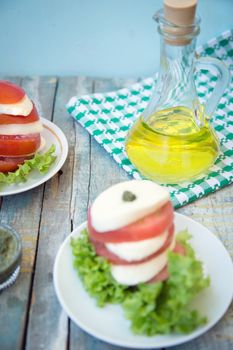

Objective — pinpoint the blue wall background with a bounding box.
[1,0,233,78]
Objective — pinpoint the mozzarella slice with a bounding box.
[37,136,46,153]
[111,238,175,286]
[106,229,169,262]
[91,180,170,232]
[0,95,33,116]
[0,120,43,135]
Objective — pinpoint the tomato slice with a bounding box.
[148,241,186,284]
[0,155,31,173]
[88,201,174,243]
[90,224,174,265]
[148,265,169,283]
[172,241,186,256]
[0,133,41,156]
[0,81,25,104]
[0,105,39,125]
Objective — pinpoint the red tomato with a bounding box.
[0,81,25,104]
[0,155,31,173]
[88,201,174,243]
[0,133,41,156]
[90,224,174,265]
[148,265,169,283]
[148,241,186,284]
[0,105,39,125]
[172,241,186,256]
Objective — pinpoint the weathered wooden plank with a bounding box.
[0,77,21,210]
[0,76,22,84]
[178,184,233,254]
[1,75,232,350]
[70,76,93,226]
[93,77,140,92]
[173,183,233,350]
[68,76,94,350]
[69,76,233,350]
[69,77,160,350]
[25,77,76,350]
[88,78,134,205]
[0,77,57,350]
[70,76,138,224]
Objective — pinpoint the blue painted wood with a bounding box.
[0,76,232,350]
[0,76,57,350]
[25,77,76,349]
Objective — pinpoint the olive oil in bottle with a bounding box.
[125,0,229,184]
[126,106,219,184]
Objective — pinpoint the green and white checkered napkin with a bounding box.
[67,29,233,209]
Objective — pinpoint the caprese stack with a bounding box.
[87,180,185,286]
[0,80,44,173]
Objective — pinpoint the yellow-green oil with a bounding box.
[126,106,219,184]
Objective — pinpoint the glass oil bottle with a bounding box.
[126,0,229,184]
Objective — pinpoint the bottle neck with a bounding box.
[155,8,200,80]
[143,36,200,120]
[157,36,198,110]
[160,37,196,73]
[142,9,202,121]
[161,37,196,86]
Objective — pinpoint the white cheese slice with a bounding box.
[111,238,175,286]
[0,95,33,116]
[106,229,169,262]
[91,180,170,232]
[37,136,46,153]
[0,120,43,135]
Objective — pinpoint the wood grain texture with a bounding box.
[0,77,21,210]
[70,76,93,226]
[0,76,57,350]
[69,77,140,350]
[68,76,94,350]
[0,76,232,350]
[174,184,233,350]
[25,77,76,350]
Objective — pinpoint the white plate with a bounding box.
[0,118,68,196]
[53,213,233,349]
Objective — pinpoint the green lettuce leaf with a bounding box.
[0,145,57,185]
[71,232,129,306]
[71,229,210,334]
[123,230,210,335]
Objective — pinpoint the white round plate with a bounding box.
[0,118,68,196]
[53,213,233,349]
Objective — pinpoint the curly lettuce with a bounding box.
[0,145,57,185]
[71,229,210,335]
[71,231,129,306]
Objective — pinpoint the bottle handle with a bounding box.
[196,56,230,116]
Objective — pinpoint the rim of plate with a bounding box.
[0,118,68,196]
[53,213,233,349]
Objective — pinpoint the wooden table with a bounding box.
[0,76,233,350]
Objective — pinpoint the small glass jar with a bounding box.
[0,223,22,291]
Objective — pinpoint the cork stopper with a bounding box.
[163,0,198,45]
[164,0,197,26]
